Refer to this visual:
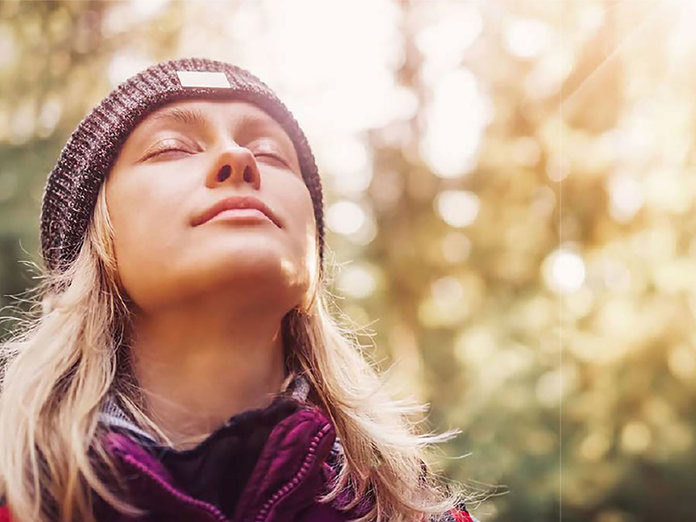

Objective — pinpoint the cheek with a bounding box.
[105,175,190,291]
[292,191,320,283]
[285,186,318,252]
[110,184,179,246]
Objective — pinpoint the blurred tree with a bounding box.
[2,1,696,521]
[0,0,185,333]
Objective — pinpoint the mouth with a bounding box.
[193,195,282,228]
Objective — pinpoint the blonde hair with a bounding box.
[0,184,475,522]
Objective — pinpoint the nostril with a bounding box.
[243,166,253,183]
[217,165,231,182]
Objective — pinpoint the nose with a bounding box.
[205,146,261,190]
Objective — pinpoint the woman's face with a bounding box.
[105,99,318,313]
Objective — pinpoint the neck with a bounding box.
[129,296,289,449]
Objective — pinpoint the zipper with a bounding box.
[252,422,332,522]
[116,449,230,522]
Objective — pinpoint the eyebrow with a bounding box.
[149,107,282,135]
[151,107,206,127]
[139,106,300,170]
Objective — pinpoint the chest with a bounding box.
[97,409,359,522]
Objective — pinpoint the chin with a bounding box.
[202,254,306,288]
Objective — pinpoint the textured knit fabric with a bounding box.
[40,57,325,274]
[92,372,375,522]
[91,373,478,522]
[0,372,478,521]
[98,371,340,456]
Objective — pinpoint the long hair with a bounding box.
[0,183,473,522]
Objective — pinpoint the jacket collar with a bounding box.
[97,372,349,521]
[98,371,313,446]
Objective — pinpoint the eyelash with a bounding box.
[148,147,287,166]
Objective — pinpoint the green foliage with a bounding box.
[2,1,695,520]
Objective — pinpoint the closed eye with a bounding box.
[255,152,288,166]
[142,145,192,161]
[143,147,291,168]
[153,147,189,157]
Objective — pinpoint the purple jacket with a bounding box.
[89,374,475,522]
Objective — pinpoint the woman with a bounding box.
[0,58,479,522]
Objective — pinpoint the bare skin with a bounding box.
[105,99,319,449]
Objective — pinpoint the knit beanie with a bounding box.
[40,57,325,275]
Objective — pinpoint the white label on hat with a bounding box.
[176,71,231,89]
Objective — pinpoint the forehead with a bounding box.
[134,98,289,137]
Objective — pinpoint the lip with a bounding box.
[192,196,282,228]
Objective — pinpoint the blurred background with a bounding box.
[1,0,695,520]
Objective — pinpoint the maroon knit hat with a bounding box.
[40,57,325,275]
